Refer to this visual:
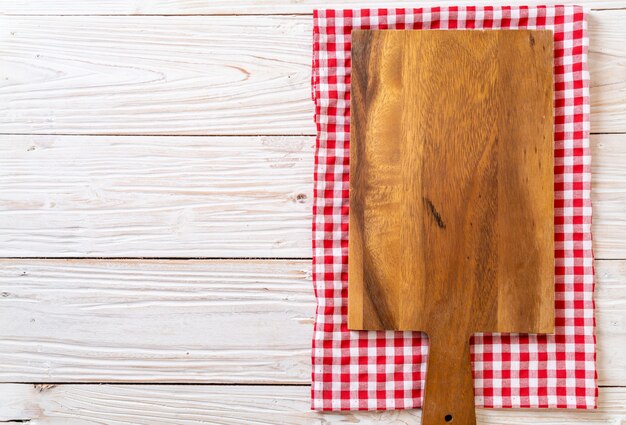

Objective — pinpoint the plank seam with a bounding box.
[0,383,622,387]
[1,7,624,16]
[1,257,624,261]
[1,382,310,386]
[0,133,316,137]
[0,257,314,260]
[0,132,621,137]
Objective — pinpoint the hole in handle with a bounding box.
[444,414,453,422]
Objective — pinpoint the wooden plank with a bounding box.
[350,30,554,425]
[0,16,313,136]
[595,259,626,384]
[592,134,626,258]
[0,384,624,424]
[0,135,313,258]
[0,134,622,258]
[588,10,626,133]
[0,259,622,385]
[0,12,624,135]
[0,259,315,383]
[1,0,625,15]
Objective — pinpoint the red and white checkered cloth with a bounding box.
[311,5,596,411]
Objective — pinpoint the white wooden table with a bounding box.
[0,1,624,423]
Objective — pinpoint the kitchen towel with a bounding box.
[311,5,596,411]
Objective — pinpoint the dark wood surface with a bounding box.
[348,30,554,425]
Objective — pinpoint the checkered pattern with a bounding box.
[311,5,596,411]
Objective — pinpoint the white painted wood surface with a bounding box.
[0,259,623,385]
[592,134,626,259]
[0,134,623,258]
[0,259,314,383]
[0,136,313,257]
[0,1,625,423]
[1,0,625,15]
[0,385,625,425]
[0,16,312,135]
[1,11,625,135]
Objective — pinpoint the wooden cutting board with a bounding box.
[349,30,554,425]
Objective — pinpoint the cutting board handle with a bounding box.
[422,333,476,425]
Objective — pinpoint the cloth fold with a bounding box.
[311,5,596,411]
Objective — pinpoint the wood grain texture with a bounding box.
[349,30,554,425]
[1,0,625,15]
[349,30,554,332]
[0,135,312,257]
[0,6,622,425]
[588,11,626,133]
[0,12,625,135]
[595,259,626,385]
[0,259,622,386]
[0,259,314,383]
[0,16,312,135]
[592,134,626,258]
[1,385,625,425]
